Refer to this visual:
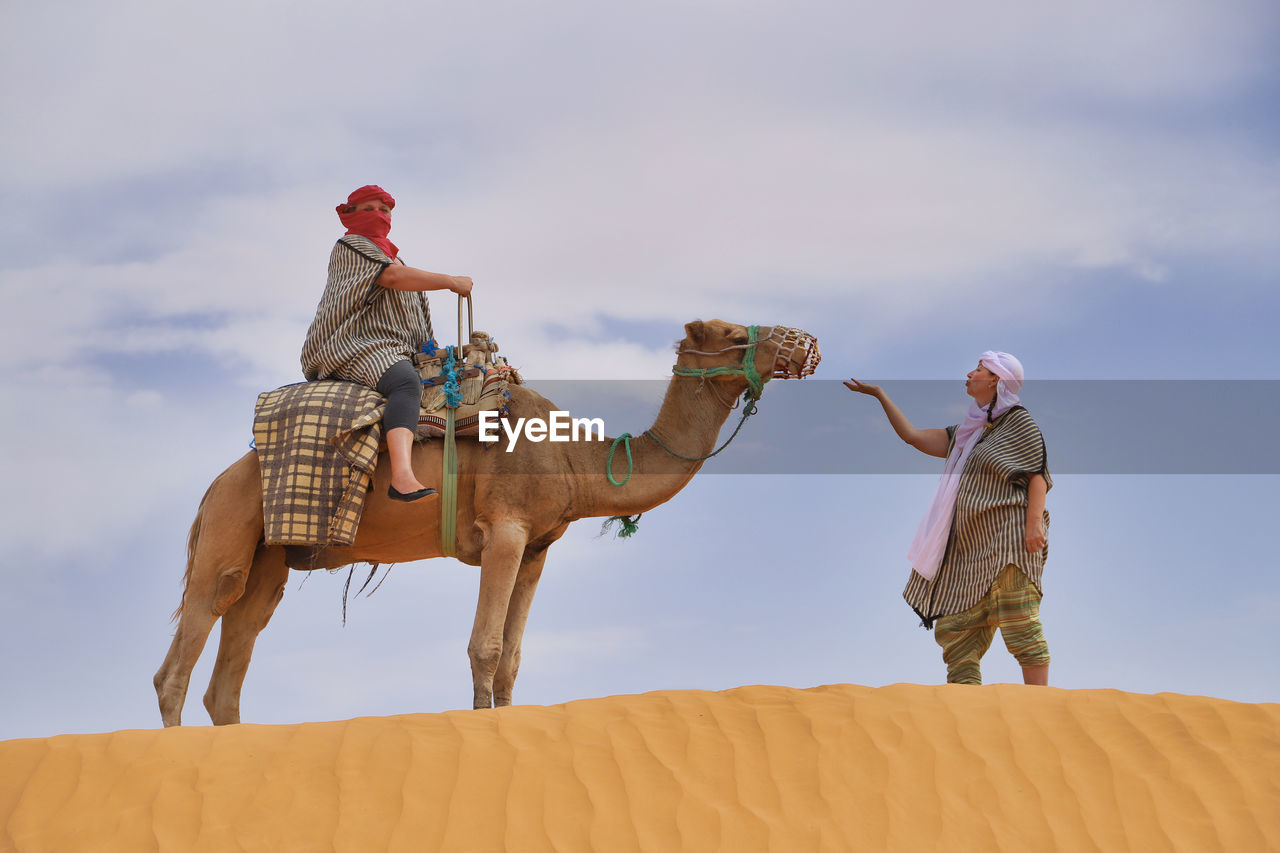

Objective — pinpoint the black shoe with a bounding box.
[388,485,439,502]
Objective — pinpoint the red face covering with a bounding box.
[337,185,399,260]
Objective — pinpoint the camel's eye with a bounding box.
[732,336,748,346]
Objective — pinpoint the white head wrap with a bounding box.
[906,351,1024,581]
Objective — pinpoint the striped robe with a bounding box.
[904,406,1052,627]
[300,235,435,388]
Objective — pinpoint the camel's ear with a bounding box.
[683,320,705,347]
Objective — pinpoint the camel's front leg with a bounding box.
[468,521,530,709]
[492,544,552,707]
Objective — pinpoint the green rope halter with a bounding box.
[602,326,769,535]
[670,324,767,402]
[607,324,767,489]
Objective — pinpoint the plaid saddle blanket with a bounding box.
[253,381,385,546]
[254,352,521,546]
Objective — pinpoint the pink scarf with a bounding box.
[907,351,1024,581]
[337,184,399,260]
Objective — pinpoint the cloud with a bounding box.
[10,107,1273,391]
[0,367,249,561]
[3,0,1277,577]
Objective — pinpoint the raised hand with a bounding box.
[843,378,883,398]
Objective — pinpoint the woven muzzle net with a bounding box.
[762,326,821,379]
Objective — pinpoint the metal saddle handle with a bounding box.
[457,293,473,355]
[456,293,498,366]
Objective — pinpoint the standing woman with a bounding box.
[845,352,1052,686]
[301,185,474,502]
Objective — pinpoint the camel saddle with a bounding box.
[253,334,522,551]
[413,331,523,438]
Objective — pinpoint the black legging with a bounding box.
[375,359,421,433]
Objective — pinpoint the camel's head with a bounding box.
[676,319,821,400]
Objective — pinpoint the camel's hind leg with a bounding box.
[203,543,289,725]
[153,550,256,727]
[154,598,221,727]
[154,452,264,727]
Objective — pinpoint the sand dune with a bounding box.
[1,683,1277,851]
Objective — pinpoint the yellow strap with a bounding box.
[441,406,458,556]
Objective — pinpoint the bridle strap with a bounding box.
[671,325,767,401]
[608,323,818,486]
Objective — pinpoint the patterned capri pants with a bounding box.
[933,564,1050,685]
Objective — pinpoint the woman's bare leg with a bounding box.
[386,426,428,494]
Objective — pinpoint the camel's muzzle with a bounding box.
[764,326,821,380]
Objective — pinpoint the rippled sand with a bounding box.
[2,683,1277,851]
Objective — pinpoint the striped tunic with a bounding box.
[300,235,435,388]
[903,406,1052,627]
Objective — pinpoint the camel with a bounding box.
[154,319,820,726]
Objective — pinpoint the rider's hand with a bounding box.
[450,276,474,297]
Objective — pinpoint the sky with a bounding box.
[1,0,1278,741]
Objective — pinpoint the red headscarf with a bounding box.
[337,185,399,260]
